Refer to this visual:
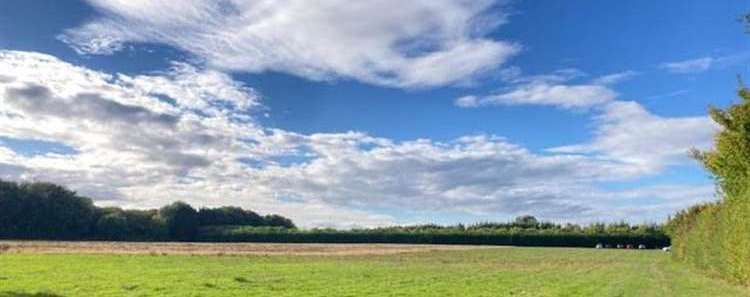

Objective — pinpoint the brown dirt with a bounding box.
[0,241,496,256]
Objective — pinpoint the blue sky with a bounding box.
[0,0,748,228]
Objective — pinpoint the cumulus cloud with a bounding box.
[5,84,180,128]
[549,101,718,173]
[60,0,519,88]
[660,57,714,74]
[257,134,638,214]
[0,50,351,225]
[0,50,719,226]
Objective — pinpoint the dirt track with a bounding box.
[0,241,495,256]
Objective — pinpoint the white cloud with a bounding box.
[553,184,717,223]
[60,0,519,88]
[257,134,636,213]
[591,70,638,85]
[660,57,714,74]
[0,50,397,227]
[454,95,479,108]
[645,89,690,101]
[228,131,718,223]
[455,69,618,109]
[0,50,719,226]
[549,101,718,173]
[466,83,617,109]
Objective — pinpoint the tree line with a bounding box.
[0,179,669,247]
[0,179,294,241]
[197,223,669,248]
[197,215,668,248]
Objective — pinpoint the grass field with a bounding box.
[0,243,748,297]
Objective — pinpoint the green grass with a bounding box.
[0,247,747,296]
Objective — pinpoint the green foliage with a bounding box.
[96,212,130,240]
[513,215,539,228]
[94,208,167,241]
[197,207,263,227]
[0,180,95,239]
[694,88,750,199]
[2,249,748,296]
[718,196,750,283]
[196,207,295,230]
[0,178,666,247]
[262,214,296,228]
[197,222,669,248]
[0,179,293,241]
[670,87,750,285]
[160,202,199,241]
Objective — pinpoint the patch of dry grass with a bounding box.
[0,241,493,256]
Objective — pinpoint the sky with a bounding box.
[0,0,748,228]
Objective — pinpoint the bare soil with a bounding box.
[0,241,495,256]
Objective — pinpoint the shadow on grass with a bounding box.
[0,292,65,297]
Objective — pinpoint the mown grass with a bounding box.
[0,247,747,296]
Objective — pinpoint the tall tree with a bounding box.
[692,87,750,200]
[159,201,199,241]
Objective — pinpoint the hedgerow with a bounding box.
[197,225,669,248]
[668,87,750,285]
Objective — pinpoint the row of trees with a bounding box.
[0,179,294,241]
[197,222,669,248]
[198,215,668,248]
[666,86,750,285]
[0,178,669,247]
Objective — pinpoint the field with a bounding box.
[0,242,748,297]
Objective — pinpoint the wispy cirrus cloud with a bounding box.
[454,84,617,109]
[591,70,639,85]
[59,0,520,88]
[455,69,624,109]
[660,57,715,74]
[645,89,690,101]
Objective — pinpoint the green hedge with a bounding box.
[669,200,750,285]
[668,87,750,286]
[197,226,670,248]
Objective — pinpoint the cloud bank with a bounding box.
[0,50,720,227]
